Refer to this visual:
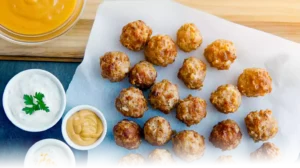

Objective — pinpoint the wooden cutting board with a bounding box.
[1,0,300,62]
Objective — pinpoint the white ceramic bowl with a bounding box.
[24,139,76,167]
[62,105,107,150]
[2,69,66,132]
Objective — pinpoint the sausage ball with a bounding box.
[204,39,237,70]
[216,155,234,163]
[148,149,174,164]
[172,130,205,162]
[129,61,157,89]
[251,142,280,162]
[237,68,272,97]
[118,154,145,166]
[149,80,180,114]
[120,20,152,51]
[178,57,207,90]
[115,87,148,118]
[144,116,172,146]
[209,119,242,151]
[210,84,242,114]
[113,120,142,149]
[176,95,207,127]
[244,109,278,142]
[144,35,177,67]
[176,23,203,52]
[100,51,130,82]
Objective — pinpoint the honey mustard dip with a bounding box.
[67,109,103,146]
[0,0,77,35]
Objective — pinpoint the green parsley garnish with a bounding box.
[22,92,50,115]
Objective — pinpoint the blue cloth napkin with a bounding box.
[0,61,86,166]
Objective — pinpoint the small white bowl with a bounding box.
[24,139,76,168]
[2,69,66,132]
[62,105,107,150]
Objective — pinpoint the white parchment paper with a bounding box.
[66,0,300,164]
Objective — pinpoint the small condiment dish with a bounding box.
[24,139,76,168]
[62,105,107,150]
[2,69,66,132]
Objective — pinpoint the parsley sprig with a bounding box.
[22,92,50,115]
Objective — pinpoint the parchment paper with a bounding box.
[65,0,300,164]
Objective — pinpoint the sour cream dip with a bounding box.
[3,69,66,132]
[29,145,69,168]
[24,139,75,168]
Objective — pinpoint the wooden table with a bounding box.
[1,0,300,62]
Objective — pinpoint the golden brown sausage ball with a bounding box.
[100,51,130,82]
[113,119,142,149]
[216,155,234,163]
[118,154,145,166]
[148,149,174,164]
[144,116,172,146]
[149,80,180,114]
[204,39,237,70]
[237,68,272,97]
[250,142,280,162]
[178,57,207,90]
[120,20,152,51]
[244,109,278,142]
[209,119,242,151]
[129,61,157,89]
[176,95,207,127]
[177,23,203,52]
[210,84,242,114]
[115,87,148,118]
[144,35,177,67]
[172,130,205,162]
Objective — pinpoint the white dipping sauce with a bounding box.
[31,145,71,167]
[6,71,62,128]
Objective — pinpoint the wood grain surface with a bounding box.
[1,0,300,62]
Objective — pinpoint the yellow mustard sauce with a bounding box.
[67,109,103,146]
[0,0,77,35]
